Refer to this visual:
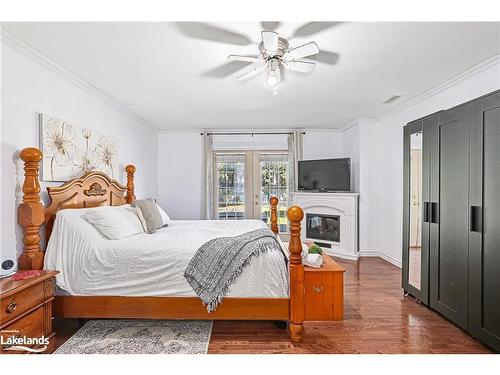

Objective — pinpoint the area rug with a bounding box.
[54,320,213,354]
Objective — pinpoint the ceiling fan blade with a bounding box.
[292,22,343,37]
[307,50,340,65]
[261,31,279,55]
[287,60,316,74]
[261,21,280,31]
[287,42,320,59]
[176,22,252,45]
[228,55,258,63]
[202,61,255,78]
[236,65,265,81]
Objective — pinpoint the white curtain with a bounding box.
[203,133,214,219]
[287,131,303,204]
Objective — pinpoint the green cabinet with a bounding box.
[468,91,500,351]
[429,105,470,329]
[403,89,500,352]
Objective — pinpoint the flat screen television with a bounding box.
[298,158,351,192]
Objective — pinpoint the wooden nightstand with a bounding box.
[304,254,345,321]
[0,270,58,354]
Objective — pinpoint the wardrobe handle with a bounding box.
[430,202,439,224]
[470,206,482,233]
[423,202,430,223]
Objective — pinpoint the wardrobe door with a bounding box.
[469,91,500,351]
[429,105,469,329]
[402,119,430,304]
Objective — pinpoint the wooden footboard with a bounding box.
[53,296,290,320]
[17,147,306,342]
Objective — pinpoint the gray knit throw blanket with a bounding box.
[184,228,286,313]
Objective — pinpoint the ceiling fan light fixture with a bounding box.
[267,58,280,87]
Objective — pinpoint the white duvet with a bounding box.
[44,208,289,298]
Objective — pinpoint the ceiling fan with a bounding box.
[229,30,320,91]
[177,22,341,94]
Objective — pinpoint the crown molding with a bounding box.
[1,29,159,133]
[339,117,375,132]
[377,53,500,120]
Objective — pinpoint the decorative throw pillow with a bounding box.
[132,199,166,234]
[82,205,144,240]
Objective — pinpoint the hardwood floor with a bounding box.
[52,257,492,354]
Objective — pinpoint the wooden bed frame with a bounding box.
[17,147,306,342]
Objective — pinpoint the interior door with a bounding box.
[402,118,431,304]
[469,91,500,351]
[429,105,469,329]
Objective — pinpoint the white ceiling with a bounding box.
[2,22,500,130]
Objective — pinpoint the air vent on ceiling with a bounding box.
[383,95,403,104]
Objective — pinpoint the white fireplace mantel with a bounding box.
[291,192,359,260]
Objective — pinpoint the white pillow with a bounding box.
[82,205,145,240]
[156,203,170,224]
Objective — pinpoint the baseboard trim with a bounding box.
[359,251,402,268]
[324,250,360,261]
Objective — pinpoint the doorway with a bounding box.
[214,151,289,232]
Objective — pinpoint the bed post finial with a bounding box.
[287,205,305,343]
[18,147,45,270]
[269,196,279,234]
[125,164,136,203]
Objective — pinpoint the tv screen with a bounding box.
[298,158,351,192]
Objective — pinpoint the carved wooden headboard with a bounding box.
[17,147,136,270]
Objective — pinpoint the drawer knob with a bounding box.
[6,301,17,313]
[312,286,324,293]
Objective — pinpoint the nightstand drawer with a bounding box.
[0,271,58,354]
[0,282,45,324]
[0,306,46,354]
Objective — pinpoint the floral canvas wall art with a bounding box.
[39,114,119,182]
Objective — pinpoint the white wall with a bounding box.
[1,41,159,260]
[356,119,382,254]
[157,132,203,220]
[365,60,500,266]
[302,131,342,160]
[339,125,360,193]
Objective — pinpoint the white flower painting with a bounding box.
[40,114,119,182]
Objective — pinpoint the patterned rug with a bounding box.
[54,320,213,354]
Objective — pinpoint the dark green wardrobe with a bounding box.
[402,89,500,352]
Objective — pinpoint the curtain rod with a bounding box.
[201,131,306,136]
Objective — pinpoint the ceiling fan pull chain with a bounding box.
[273,87,278,97]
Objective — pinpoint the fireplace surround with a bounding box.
[291,192,359,260]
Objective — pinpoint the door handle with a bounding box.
[470,206,482,233]
[430,202,439,224]
[423,202,430,223]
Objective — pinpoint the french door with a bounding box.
[214,151,289,232]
